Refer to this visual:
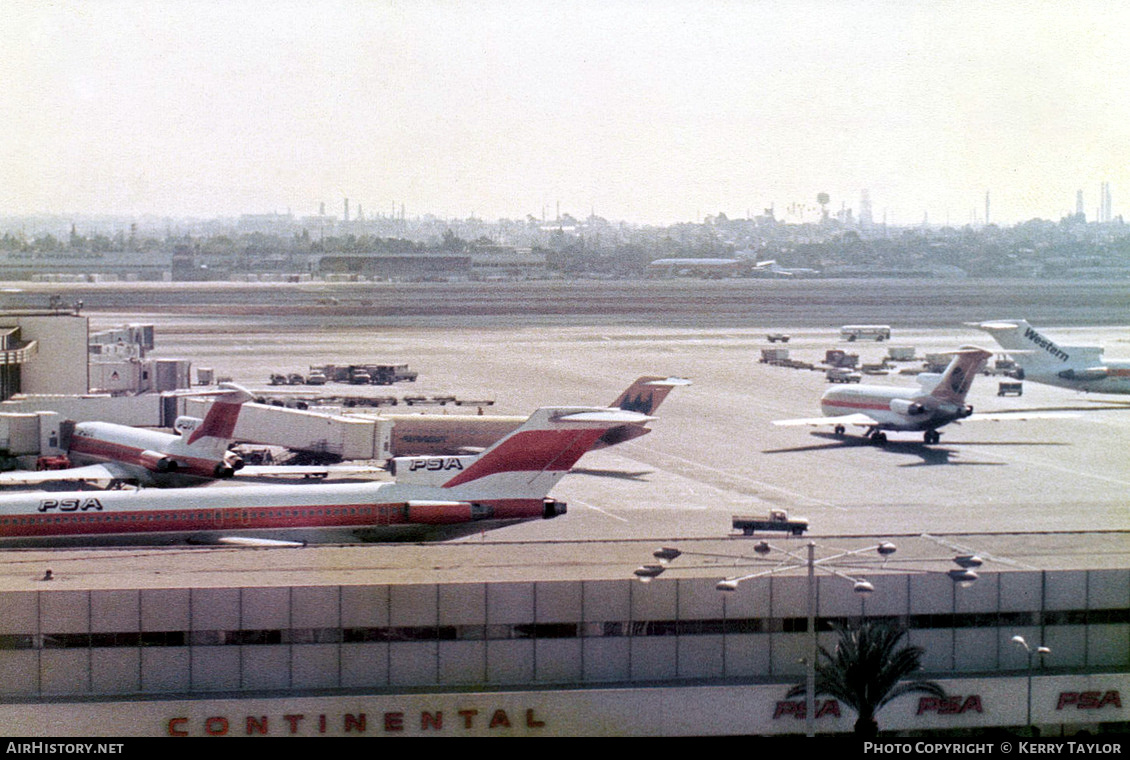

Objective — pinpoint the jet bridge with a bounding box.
[0,393,393,464]
[183,398,392,461]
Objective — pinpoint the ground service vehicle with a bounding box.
[998,381,1023,396]
[841,324,891,341]
[826,367,861,383]
[365,364,419,385]
[732,509,809,536]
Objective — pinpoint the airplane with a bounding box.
[773,347,1069,445]
[0,406,652,547]
[975,319,1130,394]
[383,375,690,456]
[0,383,357,489]
[753,259,820,277]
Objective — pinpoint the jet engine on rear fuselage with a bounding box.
[138,450,179,473]
[889,398,932,417]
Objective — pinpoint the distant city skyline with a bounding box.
[3,1,1130,228]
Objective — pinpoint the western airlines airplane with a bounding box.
[384,375,690,456]
[774,347,1067,444]
[0,406,650,547]
[976,319,1130,394]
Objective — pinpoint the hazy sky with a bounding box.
[4,0,1130,227]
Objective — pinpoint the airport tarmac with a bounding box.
[0,279,1125,741]
[86,306,1130,544]
[3,279,1128,570]
[2,319,1128,592]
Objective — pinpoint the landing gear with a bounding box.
[834,425,846,437]
[866,430,887,445]
[924,430,941,445]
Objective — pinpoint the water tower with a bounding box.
[817,193,830,222]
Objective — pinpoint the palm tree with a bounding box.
[787,620,945,737]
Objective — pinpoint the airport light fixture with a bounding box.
[634,539,981,737]
[1011,635,1051,731]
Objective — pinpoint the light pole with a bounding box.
[718,540,897,737]
[1011,635,1050,732]
[635,539,981,737]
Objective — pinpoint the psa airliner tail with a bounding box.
[975,319,1130,394]
[0,406,651,547]
[774,347,1071,445]
[387,375,688,456]
[600,375,690,446]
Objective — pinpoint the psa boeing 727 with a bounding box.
[0,406,651,547]
[385,375,689,456]
[0,384,256,488]
[0,384,370,488]
[774,347,1068,444]
[975,319,1130,394]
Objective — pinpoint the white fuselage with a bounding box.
[821,385,968,431]
[979,320,1130,394]
[0,479,558,547]
[1018,363,1130,394]
[68,421,238,485]
[0,406,639,548]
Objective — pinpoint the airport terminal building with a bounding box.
[0,533,1126,737]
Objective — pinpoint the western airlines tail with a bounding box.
[976,319,1104,373]
[929,347,991,405]
[391,406,654,501]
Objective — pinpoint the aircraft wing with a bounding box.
[237,464,387,479]
[773,413,876,428]
[0,463,130,486]
[215,536,307,548]
[962,411,1081,423]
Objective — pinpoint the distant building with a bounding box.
[468,247,548,280]
[317,253,472,281]
[236,212,298,235]
[0,312,87,399]
[0,250,171,282]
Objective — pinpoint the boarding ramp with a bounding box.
[183,398,392,461]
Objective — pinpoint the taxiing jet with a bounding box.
[0,406,651,547]
[774,347,1066,444]
[975,319,1130,394]
[385,375,689,456]
[0,383,281,488]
